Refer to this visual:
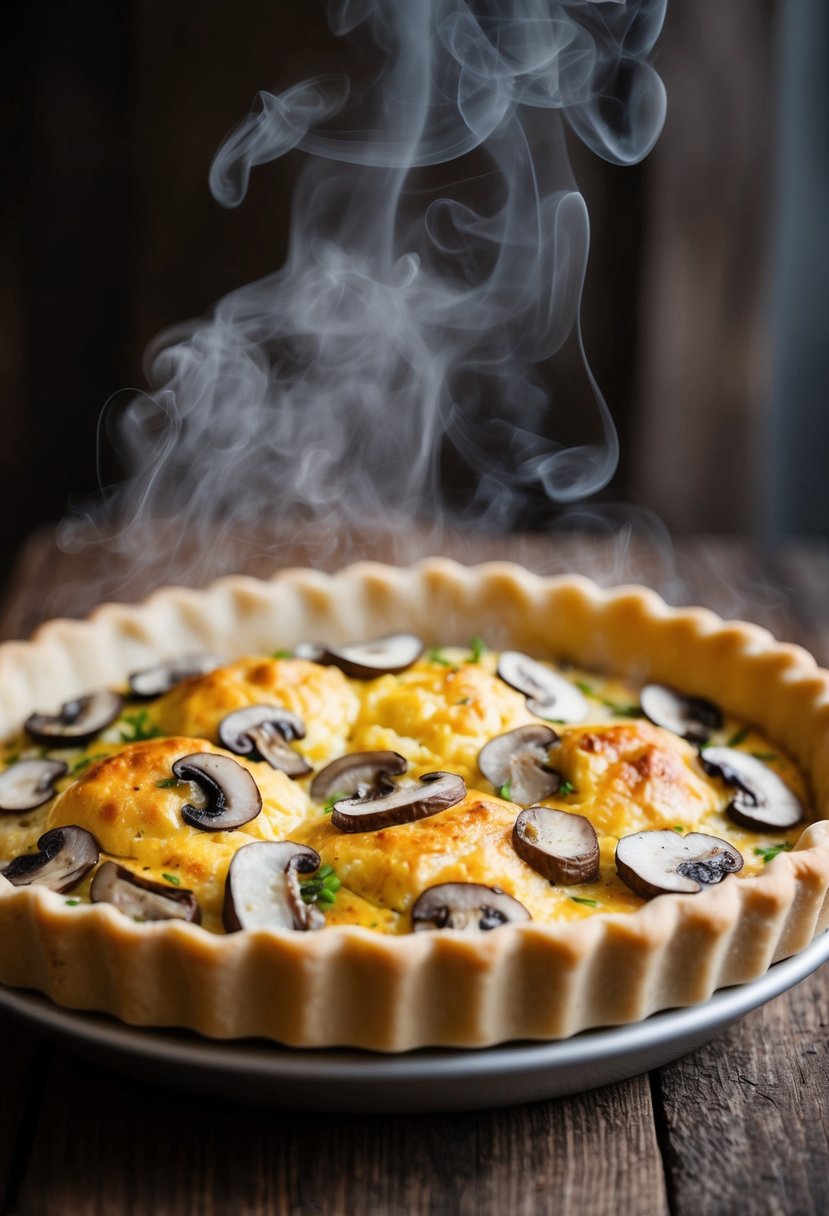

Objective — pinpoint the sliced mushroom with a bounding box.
[172,752,262,831]
[411,882,531,931]
[1,826,100,893]
[616,829,743,900]
[218,706,311,778]
[128,653,223,699]
[25,690,123,747]
[497,651,588,723]
[478,725,560,805]
[310,751,408,802]
[641,684,722,742]
[0,759,68,813]
[312,633,424,679]
[91,861,200,922]
[331,771,466,833]
[513,806,600,884]
[223,841,325,932]
[699,746,804,830]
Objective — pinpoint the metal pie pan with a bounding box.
[1,931,827,1113]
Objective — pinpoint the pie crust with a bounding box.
[0,559,827,1050]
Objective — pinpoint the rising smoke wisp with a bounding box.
[59,0,668,580]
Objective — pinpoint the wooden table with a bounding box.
[0,530,827,1216]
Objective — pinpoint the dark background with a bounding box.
[5,0,825,588]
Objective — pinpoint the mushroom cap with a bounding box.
[0,759,68,813]
[512,806,600,885]
[171,752,263,831]
[478,725,560,805]
[699,746,804,830]
[312,633,424,679]
[411,882,532,932]
[616,829,744,900]
[128,654,223,700]
[25,690,123,747]
[641,684,722,742]
[1,825,100,893]
[309,750,408,802]
[91,861,201,923]
[331,771,466,833]
[497,651,588,723]
[217,705,311,777]
[223,840,324,932]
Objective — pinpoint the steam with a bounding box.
[59,0,667,583]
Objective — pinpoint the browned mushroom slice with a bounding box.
[1,826,100,893]
[699,747,804,830]
[128,653,223,699]
[25,690,123,747]
[411,882,531,932]
[496,651,588,723]
[172,752,262,831]
[223,841,325,932]
[0,759,68,813]
[616,830,743,900]
[314,633,424,679]
[91,861,201,922]
[513,807,600,884]
[310,751,408,802]
[641,684,722,742]
[218,706,311,778]
[478,725,560,805]
[331,771,466,833]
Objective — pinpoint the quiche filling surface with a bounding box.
[0,644,811,935]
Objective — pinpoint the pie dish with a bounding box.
[0,558,826,1050]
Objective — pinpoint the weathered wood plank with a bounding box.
[16,1057,667,1216]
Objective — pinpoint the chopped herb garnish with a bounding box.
[69,753,108,777]
[726,727,750,748]
[4,752,19,767]
[498,781,512,800]
[456,697,471,706]
[272,649,293,659]
[65,898,80,906]
[155,777,181,789]
[468,635,487,664]
[558,780,575,796]
[323,792,347,814]
[603,700,642,718]
[754,842,793,865]
[751,751,778,762]
[426,647,453,667]
[575,681,594,697]
[162,872,181,886]
[119,710,163,743]
[673,825,685,834]
[300,866,342,906]
[570,896,598,907]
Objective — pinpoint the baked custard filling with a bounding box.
[0,639,811,936]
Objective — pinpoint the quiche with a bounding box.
[0,560,826,1050]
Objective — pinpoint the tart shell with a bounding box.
[0,559,827,1050]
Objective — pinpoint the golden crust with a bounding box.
[0,559,827,1049]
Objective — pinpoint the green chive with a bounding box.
[65,898,80,906]
[318,889,336,905]
[272,649,293,659]
[468,636,487,663]
[162,873,181,886]
[4,752,19,767]
[673,825,684,834]
[426,647,453,667]
[323,793,346,814]
[751,751,778,762]
[575,681,594,697]
[156,777,180,789]
[324,875,342,893]
[498,781,512,800]
[570,896,598,908]
[726,727,750,748]
[456,697,471,706]
[318,864,334,879]
[558,780,575,796]
[754,842,793,865]
[603,700,642,718]
[70,753,109,777]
